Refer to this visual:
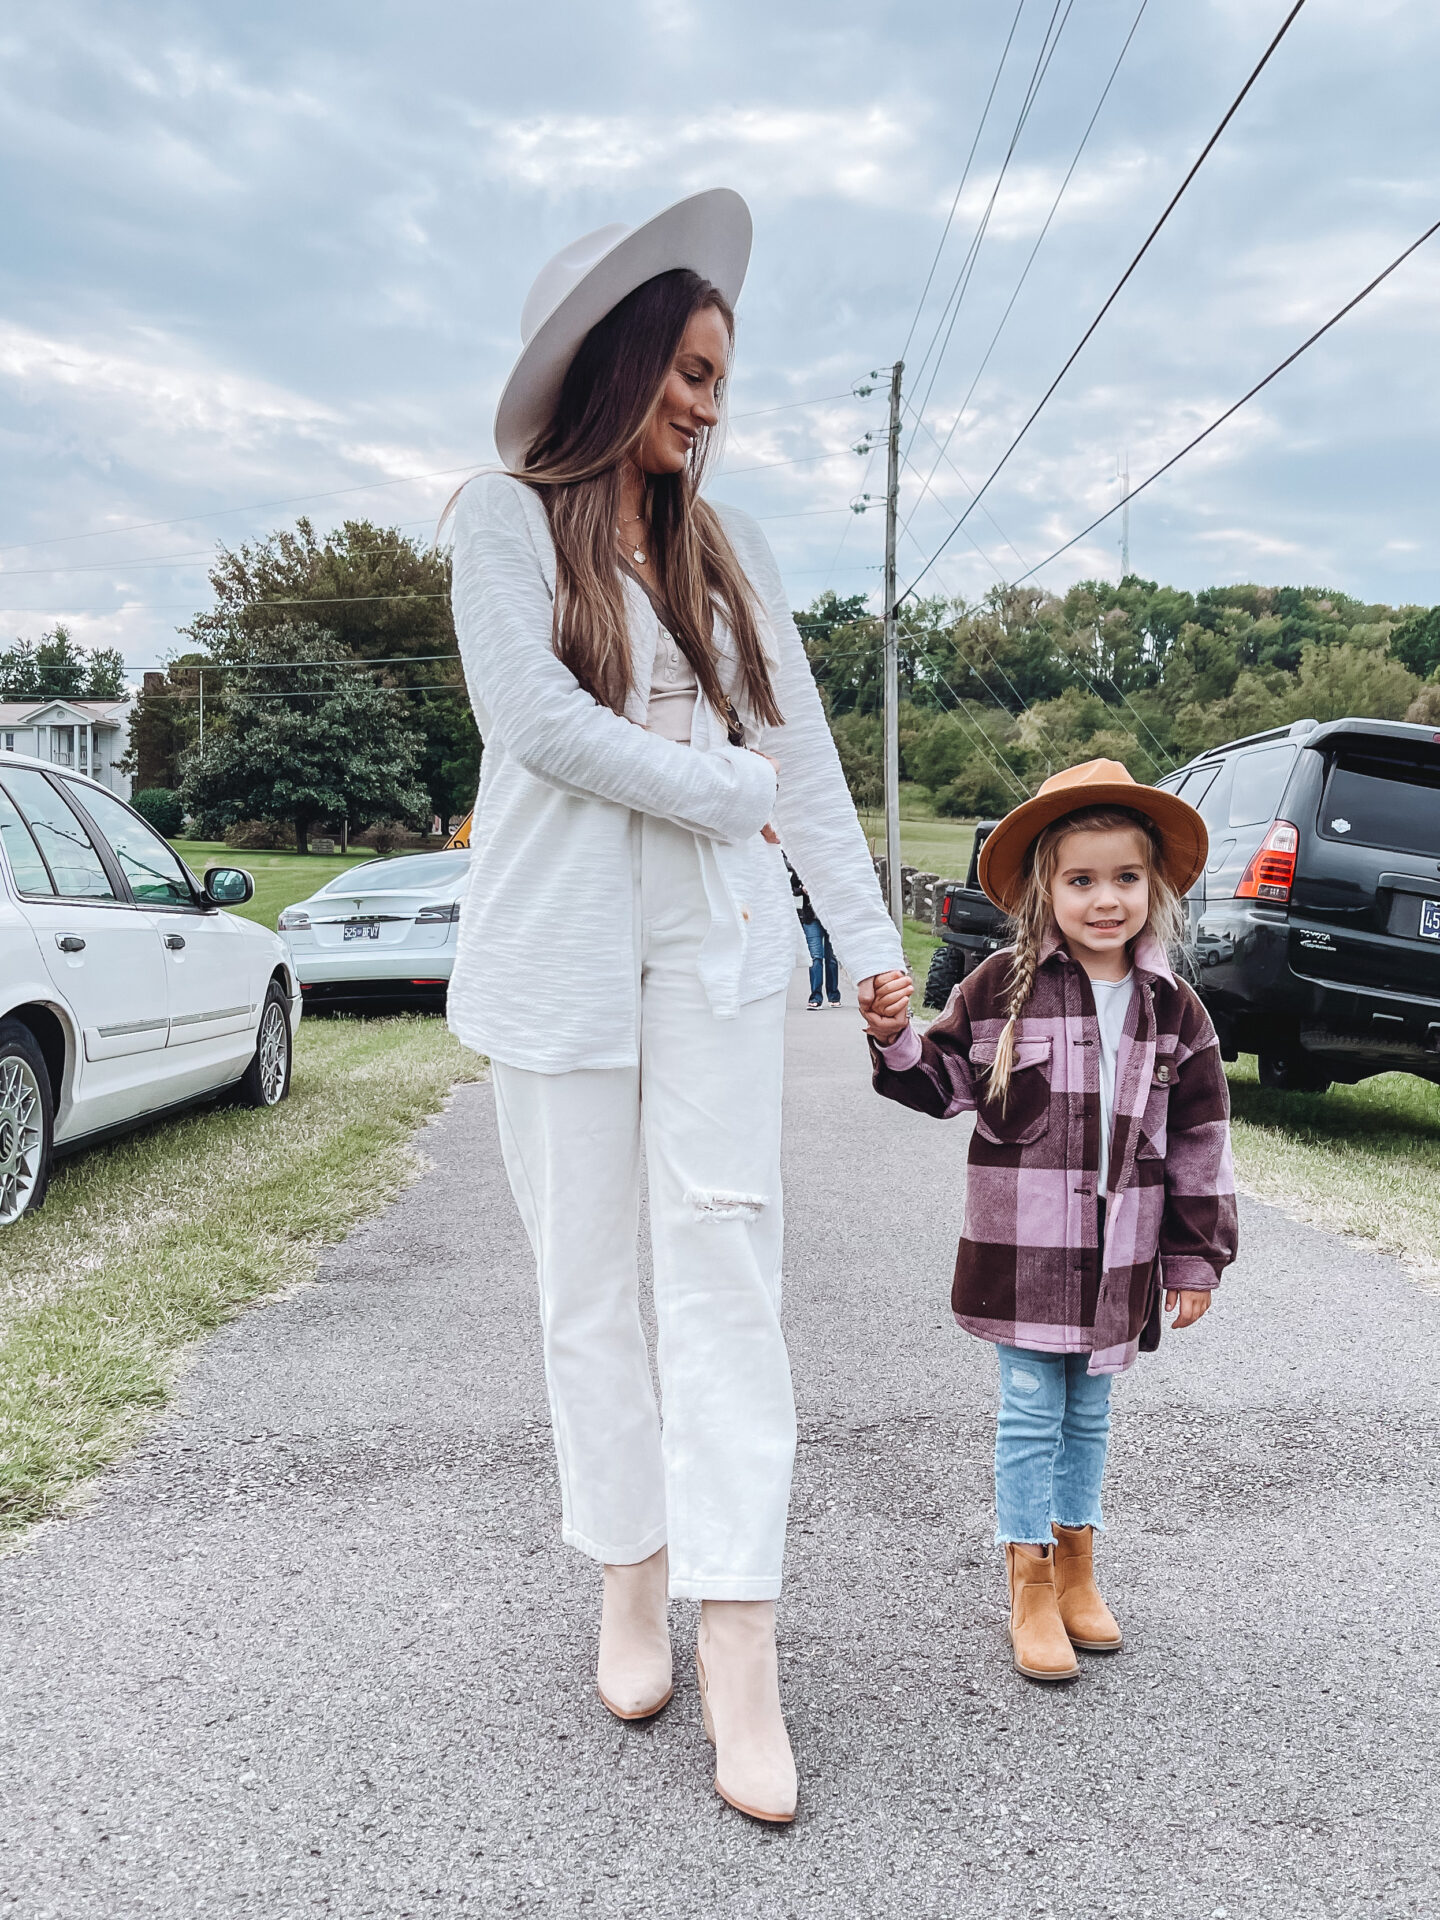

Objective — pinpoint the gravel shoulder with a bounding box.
[2,978,1437,1920]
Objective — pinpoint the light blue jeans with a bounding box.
[994,1346,1114,1545]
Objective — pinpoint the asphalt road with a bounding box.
[3,977,1438,1920]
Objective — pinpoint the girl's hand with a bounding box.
[1165,1288,1212,1330]
[859,970,914,1042]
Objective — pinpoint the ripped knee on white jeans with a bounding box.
[684,1188,768,1221]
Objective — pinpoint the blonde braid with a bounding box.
[986,930,1042,1110]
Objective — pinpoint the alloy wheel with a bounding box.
[257,1003,288,1105]
[0,1054,45,1225]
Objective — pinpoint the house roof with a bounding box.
[0,697,131,725]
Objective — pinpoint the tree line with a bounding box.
[47,513,1440,852]
[801,577,1440,818]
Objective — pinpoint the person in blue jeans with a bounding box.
[788,860,840,1009]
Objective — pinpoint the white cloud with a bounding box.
[466,104,925,205]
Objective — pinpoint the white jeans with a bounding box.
[491,812,794,1600]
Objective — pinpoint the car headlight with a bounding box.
[414,902,461,923]
[278,907,311,931]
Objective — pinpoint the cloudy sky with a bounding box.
[2,0,1436,675]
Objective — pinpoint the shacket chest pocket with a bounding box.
[969,1035,1053,1147]
[1138,1048,1178,1160]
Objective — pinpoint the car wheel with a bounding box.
[0,1018,54,1227]
[1257,1047,1332,1095]
[238,982,293,1108]
[924,942,969,1010]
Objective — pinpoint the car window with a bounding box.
[0,769,116,900]
[65,782,195,907]
[1320,743,1440,859]
[1176,764,1221,809]
[1229,745,1295,828]
[1194,760,1234,831]
[0,786,56,895]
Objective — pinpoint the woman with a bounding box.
[446,189,909,1824]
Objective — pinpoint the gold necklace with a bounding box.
[617,514,648,567]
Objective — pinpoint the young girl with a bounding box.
[862,760,1237,1681]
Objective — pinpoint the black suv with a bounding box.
[1156,717,1440,1092]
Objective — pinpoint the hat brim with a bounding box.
[493,188,753,469]
[977,783,1208,915]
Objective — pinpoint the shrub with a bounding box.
[131,787,186,838]
[223,818,293,851]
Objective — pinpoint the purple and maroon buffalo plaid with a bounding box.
[871,928,1237,1374]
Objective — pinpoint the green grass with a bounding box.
[1225,1058,1440,1283]
[857,811,979,880]
[171,840,451,933]
[0,1016,485,1538]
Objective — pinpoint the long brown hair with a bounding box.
[516,268,781,729]
[987,804,1187,1107]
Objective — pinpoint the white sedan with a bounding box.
[277,849,469,1008]
[0,753,300,1227]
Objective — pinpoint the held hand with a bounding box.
[1165,1288,1212,1331]
[858,970,914,1042]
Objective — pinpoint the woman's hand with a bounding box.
[751,749,781,843]
[1165,1288,1212,1330]
[858,970,914,1042]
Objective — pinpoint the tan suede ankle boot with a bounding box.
[1052,1524,1123,1651]
[597,1547,673,1720]
[696,1600,797,1823]
[1006,1544,1080,1681]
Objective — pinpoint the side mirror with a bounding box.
[203,866,254,908]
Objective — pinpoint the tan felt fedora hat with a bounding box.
[493,188,753,469]
[977,758,1208,915]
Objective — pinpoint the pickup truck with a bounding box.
[923,821,1008,1008]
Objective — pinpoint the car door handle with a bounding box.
[164,934,186,951]
[56,934,86,953]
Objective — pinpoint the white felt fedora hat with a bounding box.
[493,188,753,468]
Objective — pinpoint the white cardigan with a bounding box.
[446,471,904,1072]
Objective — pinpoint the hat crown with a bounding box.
[1035,757,1135,799]
[520,223,631,345]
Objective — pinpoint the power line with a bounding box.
[912,0,1150,509]
[1012,213,1440,585]
[908,0,1074,435]
[900,0,1312,603]
[899,0,1029,364]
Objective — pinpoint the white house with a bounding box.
[0,695,136,797]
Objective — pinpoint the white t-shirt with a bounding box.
[1091,972,1135,1197]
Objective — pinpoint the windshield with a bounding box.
[1319,741,1440,859]
[319,852,470,893]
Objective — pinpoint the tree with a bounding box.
[0,627,127,701]
[1391,605,1440,679]
[182,517,477,822]
[131,789,186,838]
[178,624,428,853]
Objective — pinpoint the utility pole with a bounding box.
[882,359,904,932]
[198,665,204,744]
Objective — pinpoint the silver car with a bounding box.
[277,850,470,1008]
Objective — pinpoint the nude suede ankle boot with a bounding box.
[696,1600,797,1823]
[1051,1524,1123,1651]
[597,1547,673,1720]
[1005,1544,1080,1682]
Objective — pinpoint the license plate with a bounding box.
[1421,899,1440,942]
[344,922,380,942]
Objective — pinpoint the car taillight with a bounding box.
[278,907,311,931]
[1235,821,1299,902]
[940,893,952,926]
[414,901,461,923]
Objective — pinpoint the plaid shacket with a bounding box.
[871,928,1238,1374]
